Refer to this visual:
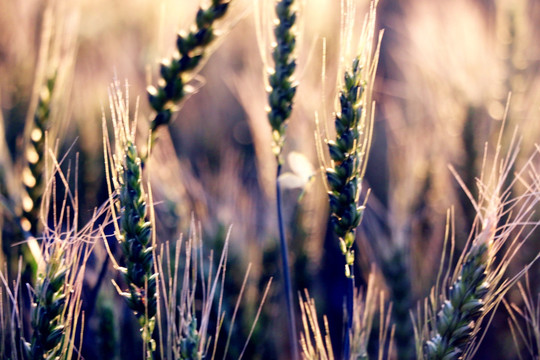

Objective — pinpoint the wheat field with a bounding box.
[1,0,540,359]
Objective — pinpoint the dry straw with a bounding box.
[504,273,540,360]
[299,272,394,360]
[155,221,272,360]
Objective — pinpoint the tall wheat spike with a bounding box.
[320,1,381,358]
[261,0,300,357]
[105,81,157,359]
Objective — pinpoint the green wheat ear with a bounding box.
[21,74,56,237]
[25,242,67,360]
[267,0,297,162]
[326,56,368,279]
[147,0,231,142]
[420,137,538,360]
[424,240,489,360]
[319,2,381,357]
[106,82,157,359]
[118,139,158,357]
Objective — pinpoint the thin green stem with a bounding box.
[276,163,299,360]
[344,267,354,360]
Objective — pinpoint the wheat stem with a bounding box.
[277,162,300,360]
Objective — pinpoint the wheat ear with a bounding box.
[383,248,414,360]
[423,238,490,360]
[326,55,370,360]
[21,74,56,237]
[24,241,67,359]
[266,0,297,161]
[147,0,231,141]
[323,2,381,357]
[422,135,540,359]
[326,55,369,279]
[106,82,157,359]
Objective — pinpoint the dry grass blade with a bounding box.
[504,273,540,359]
[157,221,266,360]
[299,271,393,360]
[299,289,334,360]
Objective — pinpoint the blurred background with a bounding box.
[1,0,540,358]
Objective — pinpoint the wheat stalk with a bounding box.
[261,0,300,357]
